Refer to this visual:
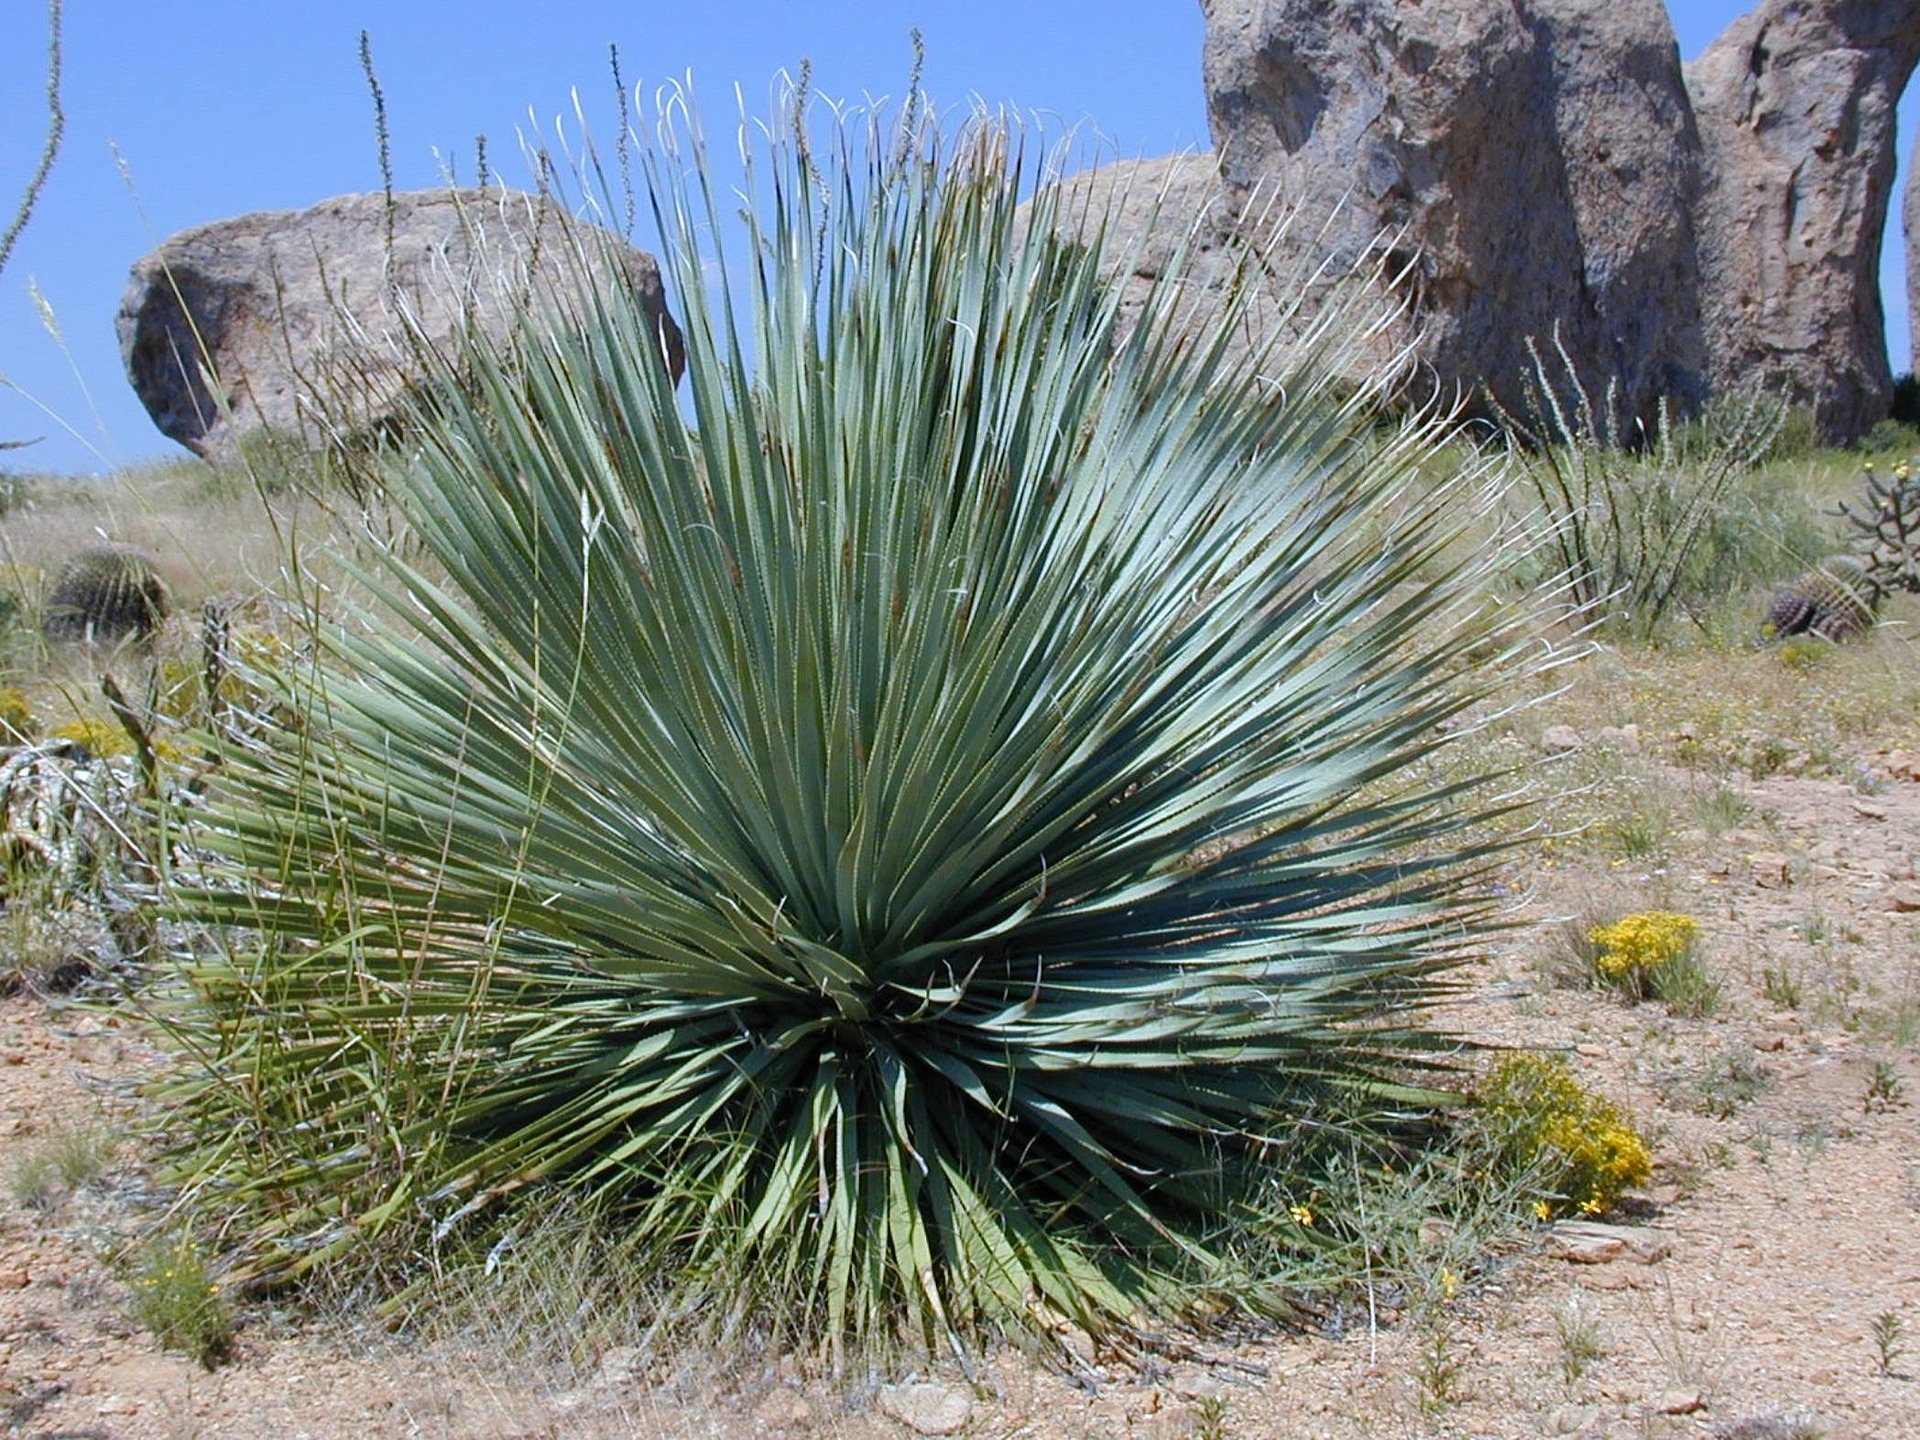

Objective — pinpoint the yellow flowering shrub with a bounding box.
[0,687,32,741]
[1587,910,1707,1008]
[48,716,134,759]
[1478,1053,1652,1218]
[149,656,206,724]
[1590,911,1695,979]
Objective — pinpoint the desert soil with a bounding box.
[3,665,1919,1439]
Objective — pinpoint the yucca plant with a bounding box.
[156,92,1539,1356]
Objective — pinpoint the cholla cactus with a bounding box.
[43,545,169,645]
[1839,459,1920,596]
[1765,460,1920,641]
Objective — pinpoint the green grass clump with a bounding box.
[1691,782,1751,836]
[1672,1047,1773,1119]
[156,96,1541,1357]
[7,1123,114,1209]
[1477,1053,1652,1218]
[1502,349,1790,638]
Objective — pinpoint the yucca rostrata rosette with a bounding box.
[159,92,1545,1354]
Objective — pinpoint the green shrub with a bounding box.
[1684,464,1831,603]
[1861,418,1920,456]
[159,98,1538,1354]
[1504,347,1786,636]
[1888,372,1920,428]
[127,1233,232,1369]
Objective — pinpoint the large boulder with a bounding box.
[1041,153,1234,319]
[117,188,683,459]
[1036,154,1244,353]
[1030,151,1413,394]
[1687,1,1920,441]
[1200,0,1705,427]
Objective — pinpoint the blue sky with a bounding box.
[1,2,1912,475]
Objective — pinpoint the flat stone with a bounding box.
[1548,1402,1601,1434]
[1596,725,1643,756]
[1646,1387,1704,1416]
[877,1383,973,1436]
[1885,883,1920,913]
[1574,1262,1650,1291]
[753,1387,811,1428]
[1543,725,1584,755]
[1050,1320,1099,1368]
[1545,1221,1673,1265]
[1750,852,1793,887]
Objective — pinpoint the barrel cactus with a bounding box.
[1765,555,1880,641]
[1765,462,1920,641]
[43,545,169,645]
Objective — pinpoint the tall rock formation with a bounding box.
[1201,0,1705,427]
[1907,126,1920,377]
[1687,1,1920,440]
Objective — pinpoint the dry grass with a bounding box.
[0,454,393,724]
